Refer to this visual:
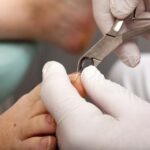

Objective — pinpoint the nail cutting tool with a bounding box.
[77,12,150,72]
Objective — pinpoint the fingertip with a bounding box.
[42,61,66,80]
[115,42,141,68]
[81,66,106,94]
[122,55,141,68]
[110,0,139,19]
[92,0,114,34]
[81,65,104,82]
[41,62,86,123]
[110,4,129,19]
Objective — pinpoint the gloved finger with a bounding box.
[92,0,114,34]
[41,61,102,123]
[110,0,140,19]
[93,0,141,67]
[115,41,141,67]
[115,24,140,67]
[81,66,144,118]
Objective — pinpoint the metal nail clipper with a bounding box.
[77,10,150,72]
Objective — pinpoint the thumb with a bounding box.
[110,0,140,19]
[41,61,89,123]
[81,66,144,118]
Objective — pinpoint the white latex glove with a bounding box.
[41,61,150,150]
[108,54,150,101]
[92,0,150,67]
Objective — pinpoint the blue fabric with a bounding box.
[0,41,37,102]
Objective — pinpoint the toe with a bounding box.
[21,114,56,139]
[22,136,56,150]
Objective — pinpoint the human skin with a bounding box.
[0,75,84,150]
[41,62,150,150]
[0,0,96,53]
[69,73,86,98]
[0,0,93,148]
[0,85,56,150]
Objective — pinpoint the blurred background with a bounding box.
[0,30,150,113]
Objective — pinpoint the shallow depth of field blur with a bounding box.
[0,30,150,113]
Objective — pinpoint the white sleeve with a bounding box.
[108,54,150,101]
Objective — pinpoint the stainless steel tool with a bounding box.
[77,12,150,72]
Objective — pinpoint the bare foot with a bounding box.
[0,85,56,150]
[0,73,87,149]
[0,0,96,53]
[35,0,96,53]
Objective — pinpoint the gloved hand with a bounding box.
[92,0,150,67]
[41,61,150,150]
[108,54,150,101]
